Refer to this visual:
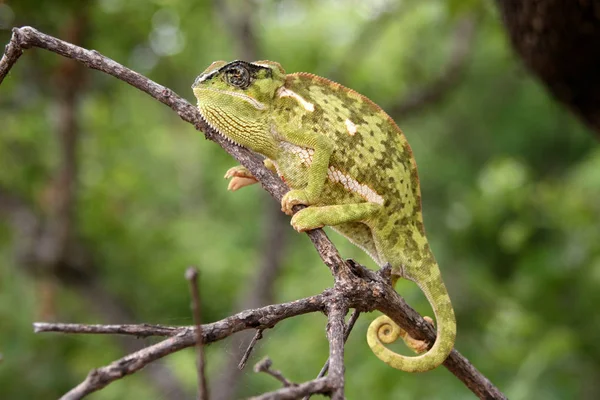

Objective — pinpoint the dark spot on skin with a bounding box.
[337,116,343,122]
[313,127,318,132]
[369,146,374,153]
[358,154,363,158]
[388,177,394,183]
[323,99,329,104]
[285,107,291,111]
[334,107,340,112]
[370,131,374,137]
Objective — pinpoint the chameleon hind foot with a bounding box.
[401,316,434,354]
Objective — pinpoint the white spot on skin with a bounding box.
[281,142,314,164]
[252,62,273,69]
[279,143,384,206]
[277,87,314,112]
[345,119,357,136]
[193,69,219,86]
[327,166,384,205]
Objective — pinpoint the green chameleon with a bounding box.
[192,60,456,373]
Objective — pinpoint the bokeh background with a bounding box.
[1,0,600,399]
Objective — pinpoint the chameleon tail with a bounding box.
[366,260,456,372]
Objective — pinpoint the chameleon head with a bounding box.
[192,60,286,157]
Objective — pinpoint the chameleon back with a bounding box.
[272,73,426,268]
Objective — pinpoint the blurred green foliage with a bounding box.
[1,0,599,399]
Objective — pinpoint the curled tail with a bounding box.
[367,264,456,372]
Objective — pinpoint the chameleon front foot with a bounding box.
[281,189,310,215]
[224,166,258,191]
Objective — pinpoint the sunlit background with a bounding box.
[1,0,599,399]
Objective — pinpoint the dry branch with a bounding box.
[239,329,265,370]
[1,26,506,400]
[254,357,296,388]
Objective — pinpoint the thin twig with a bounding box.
[303,309,361,400]
[254,357,295,387]
[325,302,347,400]
[249,378,331,400]
[239,329,264,370]
[186,267,209,400]
[33,322,181,337]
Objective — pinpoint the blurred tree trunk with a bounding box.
[497,0,600,136]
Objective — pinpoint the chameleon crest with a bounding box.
[193,60,456,373]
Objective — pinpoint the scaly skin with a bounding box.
[192,60,456,373]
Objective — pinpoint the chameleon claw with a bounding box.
[224,166,258,191]
[227,177,258,191]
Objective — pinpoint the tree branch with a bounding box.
[49,294,329,399]
[325,302,347,400]
[3,26,506,400]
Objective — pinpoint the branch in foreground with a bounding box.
[51,294,329,399]
[3,26,506,400]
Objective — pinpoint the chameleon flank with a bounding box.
[192,60,456,373]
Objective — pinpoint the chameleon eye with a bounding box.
[225,64,251,89]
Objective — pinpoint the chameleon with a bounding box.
[192,60,456,372]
